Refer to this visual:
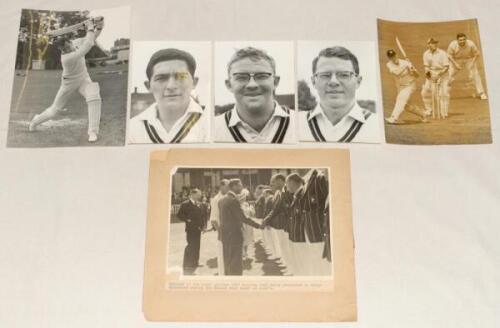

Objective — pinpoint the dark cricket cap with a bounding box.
[386,49,396,57]
[427,37,439,44]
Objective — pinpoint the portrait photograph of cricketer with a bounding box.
[213,41,296,144]
[166,167,332,277]
[128,41,211,144]
[297,41,381,143]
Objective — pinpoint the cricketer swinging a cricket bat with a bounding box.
[46,16,104,37]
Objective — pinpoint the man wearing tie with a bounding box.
[218,179,261,275]
[176,188,204,275]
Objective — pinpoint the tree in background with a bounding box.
[297,79,317,111]
[16,9,88,70]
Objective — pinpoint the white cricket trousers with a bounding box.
[271,228,282,260]
[421,76,450,116]
[291,233,331,276]
[262,227,275,256]
[277,229,294,274]
[449,59,485,95]
[389,83,424,120]
[31,75,101,134]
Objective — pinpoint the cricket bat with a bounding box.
[395,37,407,59]
[396,36,418,72]
[46,16,104,37]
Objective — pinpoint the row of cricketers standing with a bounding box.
[219,169,332,276]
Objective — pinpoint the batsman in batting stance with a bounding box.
[421,37,450,119]
[29,17,104,142]
[447,33,487,100]
[384,46,427,124]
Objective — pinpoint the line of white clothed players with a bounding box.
[210,170,332,276]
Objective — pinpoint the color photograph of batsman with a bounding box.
[7,7,130,147]
[166,167,332,277]
[378,18,492,145]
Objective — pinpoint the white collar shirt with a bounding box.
[128,98,207,144]
[298,102,380,143]
[214,101,296,144]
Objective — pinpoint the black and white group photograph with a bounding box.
[378,18,492,145]
[167,167,332,277]
[7,6,130,147]
[128,41,211,144]
[213,41,296,144]
[297,41,381,143]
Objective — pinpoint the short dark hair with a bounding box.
[255,184,266,191]
[190,188,201,195]
[271,173,286,183]
[146,48,196,81]
[312,46,360,75]
[457,33,467,39]
[227,47,276,75]
[228,178,242,189]
[286,173,304,185]
[220,179,230,187]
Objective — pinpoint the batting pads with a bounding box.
[84,82,101,134]
[30,79,101,135]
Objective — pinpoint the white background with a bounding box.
[297,41,378,104]
[1,0,500,327]
[214,41,295,106]
[130,41,212,106]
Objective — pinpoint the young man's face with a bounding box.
[312,56,361,110]
[225,58,279,115]
[285,180,299,193]
[271,178,284,191]
[231,182,243,195]
[145,60,198,113]
[220,184,229,194]
[61,40,75,53]
[458,36,467,47]
[192,191,202,202]
[428,42,438,51]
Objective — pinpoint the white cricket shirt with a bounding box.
[447,40,479,60]
[298,102,380,143]
[128,98,208,144]
[213,101,296,144]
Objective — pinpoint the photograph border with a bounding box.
[377,18,492,145]
[143,148,356,322]
[166,165,334,280]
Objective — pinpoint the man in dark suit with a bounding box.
[176,188,203,275]
[218,179,261,275]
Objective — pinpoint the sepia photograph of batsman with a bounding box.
[7,7,130,147]
[378,18,492,145]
